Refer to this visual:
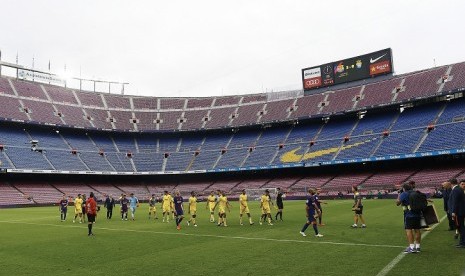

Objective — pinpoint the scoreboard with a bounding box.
[302,48,393,91]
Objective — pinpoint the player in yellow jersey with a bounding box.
[260,189,273,225]
[148,194,158,220]
[213,191,232,227]
[205,191,217,222]
[187,191,198,227]
[239,190,254,225]
[162,191,173,223]
[73,194,83,223]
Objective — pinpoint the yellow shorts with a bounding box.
[208,205,215,213]
[262,207,271,214]
[218,207,226,214]
[189,209,196,215]
[163,206,170,213]
[75,209,82,215]
[149,206,156,212]
[240,206,250,214]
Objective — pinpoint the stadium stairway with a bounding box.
[1,150,15,168]
[269,127,294,164]
[333,119,360,160]
[6,181,37,204]
[413,102,447,153]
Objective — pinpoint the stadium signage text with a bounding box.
[18,69,64,85]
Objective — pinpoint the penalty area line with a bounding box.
[375,215,447,276]
[0,220,404,249]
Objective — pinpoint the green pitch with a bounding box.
[0,199,463,275]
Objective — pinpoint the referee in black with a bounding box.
[275,188,284,221]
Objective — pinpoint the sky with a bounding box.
[1,0,465,97]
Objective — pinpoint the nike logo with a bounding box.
[370,53,387,64]
[280,139,372,163]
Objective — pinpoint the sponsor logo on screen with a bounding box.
[370,53,387,63]
[370,60,391,75]
[334,62,344,73]
[303,67,321,79]
[303,67,322,89]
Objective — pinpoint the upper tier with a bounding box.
[0,62,463,131]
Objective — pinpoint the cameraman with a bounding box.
[396,183,421,253]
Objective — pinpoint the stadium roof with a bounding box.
[1,0,465,97]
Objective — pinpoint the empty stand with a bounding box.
[159,98,185,110]
[76,91,104,107]
[362,170,414,188]
[116,183,149,199]
[242,94,266,104]
[231,104,264,127]
[22,99,62,125]
[0,95,29,121]
[408,166,465,187]
[164,152,192,171]
[55,104,91,128]
[214,96,241,106]
[110,110,134,130]
[134,111,157,131]
[290,94,325,119]
[396,67,446,101]
[443,62,465,92]
[44,85,78,104]
[186,98,213,108]
[0,77,14,95]
[322,87,362,114]
[133,97,157,109]
[11,79,47,99]
[181,109,208,130]
[204,107,235,129]
[260,99,294,123]
[132,152,164,172]
[14,182,62,204]
[0,183,32,205]
[104,94,131,109]
[358,78,401,108]
[84,108,112,129]
[105,152,134,172]
[158,111,182,130]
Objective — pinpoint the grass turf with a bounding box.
[0,198,463,275]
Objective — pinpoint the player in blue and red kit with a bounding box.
[173,191,184,230]
[120,194,129,221]
[59,195,68,222]
[315,188,327,226]
[300,189,323,238]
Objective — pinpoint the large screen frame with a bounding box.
[302,48,393,91]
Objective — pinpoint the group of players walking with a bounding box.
[58,187,336,238]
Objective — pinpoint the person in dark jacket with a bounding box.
[443,180,455,230]
[449,179,465,248]
[448,179,460,239]
[104,195,116,219]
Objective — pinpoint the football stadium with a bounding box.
[1,1,465,275]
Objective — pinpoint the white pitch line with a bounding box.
[376,215,447,276]
[1,216,59,222]
[0,220,404,249]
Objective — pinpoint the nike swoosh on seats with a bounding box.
[280,139,372,163]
